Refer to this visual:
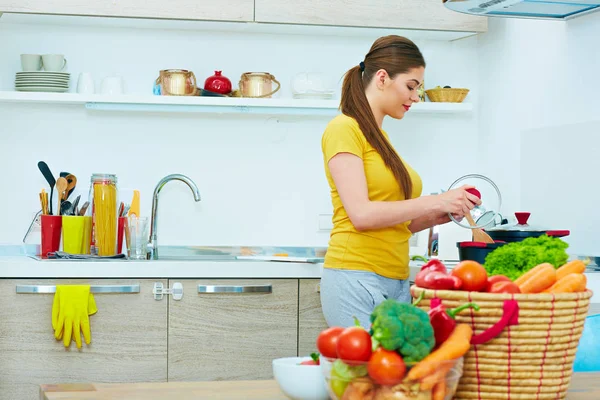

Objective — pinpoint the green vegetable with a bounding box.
[369,299,435,363]
[330,359,368,398]
[484,235,569,280]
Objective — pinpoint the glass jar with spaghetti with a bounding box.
[88,173,119,256]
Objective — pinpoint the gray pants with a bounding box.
[320,268,411,329]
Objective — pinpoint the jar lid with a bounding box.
[447,174,502,230]
[91,173,118,183]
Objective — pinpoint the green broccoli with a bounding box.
[369,299,435,363]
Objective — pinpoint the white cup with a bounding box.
[21,54,43,71]
[77,72,95,94]
[100,76,124,95]
[42,54,67,72]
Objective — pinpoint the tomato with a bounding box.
[485,275,512,292]
[299,353,320,365]
[367,348,406,385]
[489,281,521,294]
[316,327,345,359]
[450,260,488,292]
[336,327,372,364]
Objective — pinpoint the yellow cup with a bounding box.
[62,216,92,254]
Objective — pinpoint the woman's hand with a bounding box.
[435,185,482,216]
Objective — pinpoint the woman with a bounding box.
[320,35,480,329]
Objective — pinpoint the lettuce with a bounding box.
[483,235,569,280]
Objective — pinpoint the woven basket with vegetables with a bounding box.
[411,235,591,400]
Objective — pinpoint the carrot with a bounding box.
[432,380,446,400]
[407,324,472,381]
[419,359,455,390]
[556,260,586,280]
[515,262,553,286]
[543,273,587,294]
[517,263,557,294]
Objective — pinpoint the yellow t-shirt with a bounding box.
[321,114,423,280]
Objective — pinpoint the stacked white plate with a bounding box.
[15,72,70,93]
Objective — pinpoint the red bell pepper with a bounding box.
[429,301,480,347]
[415,259,462,290]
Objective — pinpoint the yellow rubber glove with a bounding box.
[51,285,98,349]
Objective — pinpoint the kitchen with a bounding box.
[1,0,600,399]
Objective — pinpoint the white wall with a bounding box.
[0,15,480,247]
[477,12,600,255]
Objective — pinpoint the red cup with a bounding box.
[117,216,126,254]
[41,215,62,258]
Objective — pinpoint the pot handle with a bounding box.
[470,299,519,345]
[546,230,570,238]
[186,72,197,96]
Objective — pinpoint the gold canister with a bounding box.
[156,69,197,96]
[238,72,281,98]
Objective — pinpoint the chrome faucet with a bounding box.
[148,174,201,260]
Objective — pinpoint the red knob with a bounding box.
[515,212,531,225]
[466,188,481,199]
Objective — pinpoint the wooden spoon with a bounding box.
[55,177,68,216]
[465,188,495,244]
[65,174,77,200]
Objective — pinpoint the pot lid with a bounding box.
[486,212,569,235]
[447,174,502,230]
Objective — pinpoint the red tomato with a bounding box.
[299,360,319,366]
[336,327,372,364]
[489,281,521,294]
[450,261,488,292]
[316,327,345,359]
[367,348,406,386]
[485,275,512,292]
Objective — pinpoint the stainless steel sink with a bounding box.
[153,245,326,262]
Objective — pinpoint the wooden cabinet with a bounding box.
[0,279,167,400]
[298,279,328,356]
[255,0,487,33]
[0,0,254,22]
[167,279,298,381]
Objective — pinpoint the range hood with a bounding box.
[443,0,600,20]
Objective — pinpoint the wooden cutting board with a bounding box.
[40,373,600,400]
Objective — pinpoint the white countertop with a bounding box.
[1,256,598,302]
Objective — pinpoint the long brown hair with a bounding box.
[341,35,425,199]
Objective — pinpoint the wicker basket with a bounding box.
[411,286,592,400]
[425,87,469,103]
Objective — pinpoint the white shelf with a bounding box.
[0,91,473,116]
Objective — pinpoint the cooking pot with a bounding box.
[239,72,280,98]
[485,212,570,243]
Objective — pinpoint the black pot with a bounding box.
[485,229,570,243]
[457,241,508,264]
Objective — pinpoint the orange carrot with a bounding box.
[518,263,557,294]
[543,273,587,294]
[407,324,472,381]
[432,380,447,400]
[420,359,455,390]
[556,260,586,280]
[515,262,553,286]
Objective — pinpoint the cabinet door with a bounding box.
[0,0,254,22]
[255,0,486,33]
[0,279,167,400]
[168,279,298,381]
[298,279,329,356]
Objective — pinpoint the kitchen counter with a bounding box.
[40,373,600,399]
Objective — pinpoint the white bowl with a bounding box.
[272,356,329,400]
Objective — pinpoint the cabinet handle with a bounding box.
[16,285,140,294]
[197,284,272,294]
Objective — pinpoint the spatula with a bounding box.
[38,161,56,215]
[465,188,495,244]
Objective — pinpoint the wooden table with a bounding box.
[40,374,600,400]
